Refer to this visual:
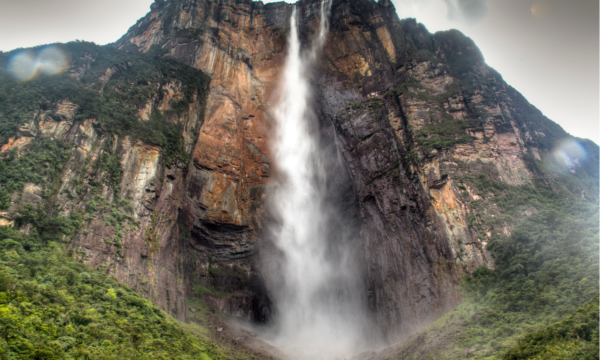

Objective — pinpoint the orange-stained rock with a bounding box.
[0,137,33,154]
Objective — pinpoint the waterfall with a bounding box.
[264,1,367,358]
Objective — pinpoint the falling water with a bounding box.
[264,1,368,358]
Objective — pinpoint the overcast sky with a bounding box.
[0,0,598,144]
[0,0,154,52]
[392,0,599,144]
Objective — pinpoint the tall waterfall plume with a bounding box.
[264,1,369,358]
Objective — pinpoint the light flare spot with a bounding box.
[531,0,557,20]
[6,45,69,82]
[552,138,588,171]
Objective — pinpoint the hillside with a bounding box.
[362,193,598,359]
[0,226,226,359]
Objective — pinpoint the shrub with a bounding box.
[415,118,480,153]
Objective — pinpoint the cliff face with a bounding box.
[0,43,212,321]
[2,0,597,348]
[117,0,292,323]
[114,0,598,342]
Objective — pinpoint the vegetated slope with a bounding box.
[0,41,208,166]
[368,179,599,359]
[0,41,208,210]
[503,295,599,360]
[0,226,225,359]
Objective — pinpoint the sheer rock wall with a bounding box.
[3,0,591,343]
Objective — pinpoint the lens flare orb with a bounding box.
[36,46,69,76]
[6,45,69,82]
[552,138,588,172]
[6,50,38,82]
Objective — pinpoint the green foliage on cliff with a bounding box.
[459,198,599,349]
[502,296,599,360]
[98,152,123,187]
[0,41,209,164]
[14,206,84,246]
[454,174,599,357]
[0,225,228,359]
[0,139,71,209]
[415,118,478,153]
[349,97,384,113]
[137,110,190,165]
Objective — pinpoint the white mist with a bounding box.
[265,2,368,359]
